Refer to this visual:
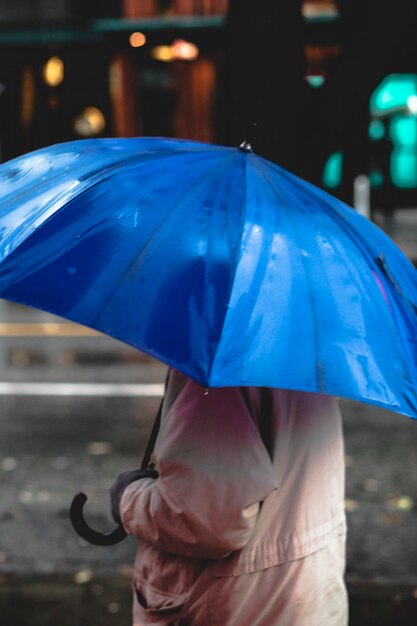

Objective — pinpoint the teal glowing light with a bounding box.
[369,170,384,188]
[369,119,385,141]
[306,75,325,88]
[370,75,417,188]
[323,151,343,188]
[370,74,417,115]
[390,149,417,187]
[389,114,417,146]
[388,113,417,187]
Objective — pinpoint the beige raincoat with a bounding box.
[120,369,348,625]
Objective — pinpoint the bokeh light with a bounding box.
[129,32,147,48]
[407,94,417,115]
[73,107,106,137]
[151,45,174,62]
[171,39,199,61]
[151,40,199,62]
[42,56,64,87]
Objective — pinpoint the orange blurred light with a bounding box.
[42,56,64,87]
[129,32,146,48]
[151,45,174,62]
[74,107,106,137]
[172,39,199,61]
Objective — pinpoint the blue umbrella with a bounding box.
[0,137,416,419]
[2,136,417,546]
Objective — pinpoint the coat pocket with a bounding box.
[133,578,187,626]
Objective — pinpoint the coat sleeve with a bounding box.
[120,378,278,559]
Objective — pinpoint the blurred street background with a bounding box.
[0,1,416,624]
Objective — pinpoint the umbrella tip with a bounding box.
[239,139,253,153]
[239,121,257,153]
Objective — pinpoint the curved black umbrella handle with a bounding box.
[70,380,165,547]
[70,493,127,546]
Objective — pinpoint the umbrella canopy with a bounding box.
[0,137,416,418]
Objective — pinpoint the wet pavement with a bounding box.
[0,209,417,624]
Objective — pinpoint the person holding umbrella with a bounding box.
[0,136,416,623]
[110,367,348,625]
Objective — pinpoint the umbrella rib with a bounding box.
[0,148,150,207]
[266,166,325,392]
[0,138,217,205]
[0,141,220,249]
[277,163,417,292]
[328,201,417,307]
[206,152,250,385]
[267,160,417,397]
[0,152,173,265]
[320,203,417,383]
[88,153,238,338]
[0,148,220,268]
[301,181,417,316]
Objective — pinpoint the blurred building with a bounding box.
[0,0,226,161]
[0,0,416,212]
[225,0,417,210]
